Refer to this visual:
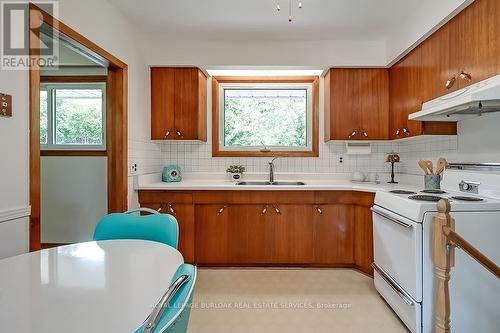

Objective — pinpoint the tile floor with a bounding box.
[188,268,408,333]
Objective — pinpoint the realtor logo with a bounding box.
[1,1,59,70]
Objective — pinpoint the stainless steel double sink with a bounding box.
[236,181,306,186]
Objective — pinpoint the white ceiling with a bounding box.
[108,0,422,41]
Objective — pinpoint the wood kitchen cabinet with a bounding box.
[325,68,389,141]
[138,191,195,263]
[312,204,354,265]
[389,44,457,139]
[139,190,374,275]
[455,0,500,88]
[150,67,207,141]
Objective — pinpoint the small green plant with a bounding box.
[226,165,246,174]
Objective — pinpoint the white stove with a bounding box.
[372,164,500,333]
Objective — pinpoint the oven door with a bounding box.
[372,205,422,302]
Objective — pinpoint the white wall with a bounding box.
[399,113,500,176]
[41,157,107,243]
[385,0,472,64]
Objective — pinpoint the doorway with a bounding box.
[29,4,128,250]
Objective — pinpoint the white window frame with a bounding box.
[40,82,106,151]
[218,82,313,152]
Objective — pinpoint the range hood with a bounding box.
[409,74,500,121]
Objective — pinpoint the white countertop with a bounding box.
[0,240,184,333]
[136,172,422,192]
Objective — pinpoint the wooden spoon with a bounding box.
[435,158,448,176]
[418,160,430,175]
[425,160,434,175]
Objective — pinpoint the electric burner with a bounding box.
[451,196,485,202]
[390,190,417,195]
[409,195,443,202]
[421,189,447,194]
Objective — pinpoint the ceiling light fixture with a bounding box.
[276,0,302,22]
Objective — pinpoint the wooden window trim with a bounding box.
[40,75,108,83]
[40,150,107,157]
[212,76,319,157]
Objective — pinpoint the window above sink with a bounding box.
[212,76,319,157]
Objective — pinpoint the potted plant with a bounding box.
[226,165,246,181]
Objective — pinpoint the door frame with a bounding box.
[28,4,128,251]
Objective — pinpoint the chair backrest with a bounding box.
[135,264,197,333]
[93,209,179,248]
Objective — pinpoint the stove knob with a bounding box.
[459,181,470,191]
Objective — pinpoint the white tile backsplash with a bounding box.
[158,141,402,175]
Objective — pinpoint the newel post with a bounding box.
[432,199,455,333]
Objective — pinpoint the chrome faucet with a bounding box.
[268,157,277,183]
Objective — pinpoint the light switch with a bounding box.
[1,93,12,118]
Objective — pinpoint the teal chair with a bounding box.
[93,208,179,248]
[135,264,197,333]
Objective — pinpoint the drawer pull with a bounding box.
[261,205,268,215]
[372,263,415,306]
[168,204,176,215]
[217,206,227,215]
[315,205,323,214]
[371,208,413,229]
[273,204,281,215]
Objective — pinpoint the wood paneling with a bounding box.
[313,204,354,264]
[211,76,320,157]
[138,191,193,204]
[29,4,128,250]
[151,68,175,140]
[150,67,207,141]
[325,68,389,141]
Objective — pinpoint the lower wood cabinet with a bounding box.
[195,204,313,265]
[139,190,374,275]
[138,201,195,264]
[312,204,354,265]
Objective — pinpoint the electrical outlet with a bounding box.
[129,162,138,175]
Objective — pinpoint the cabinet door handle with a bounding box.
[157,206,162,212]
[395,128,401,136]
[217,205,227,215]
[362,131,368,138]
[445,76,456,90]
[176,130,183,137]
[348,130,357,139]
[168,204,176,215]
[402,127,410,136]
[315,205,323,214]
[261,205,268,215]
[459,71,472,83]
[272,204,281,215]
[164,131,171,138]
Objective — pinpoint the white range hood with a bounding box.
[409,74,500,121]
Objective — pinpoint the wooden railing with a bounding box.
[432,199,500,333]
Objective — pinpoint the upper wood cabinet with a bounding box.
[420,0,500,101]
[151,67,207,141]
[455,0,500,88]
[325,68,389,141]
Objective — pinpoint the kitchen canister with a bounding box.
[424,174,441,190]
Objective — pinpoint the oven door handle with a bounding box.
[371,208,413,229]
[372,263,415,306]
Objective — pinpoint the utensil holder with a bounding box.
[424,175,441,190]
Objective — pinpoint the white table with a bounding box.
[0,240,184,333]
